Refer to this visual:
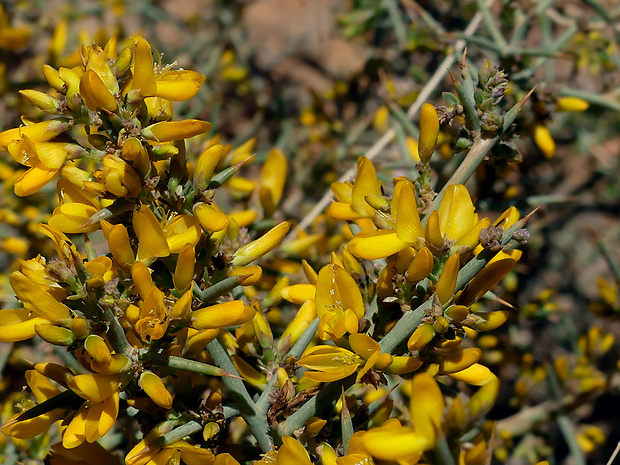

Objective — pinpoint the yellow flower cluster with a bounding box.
[0,35,535,465]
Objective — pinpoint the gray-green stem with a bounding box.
[255,318,319,416]
[207,338,273,451]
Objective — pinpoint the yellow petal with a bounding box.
[0,308,49,342]
[395,182,424,244]
[191,301,255,330]
[193,202,229,232]
[142,120,212,142]
[438,185,475,242]
[62,403,88,449]
[232,221,290,266]
[132,38,157,96]
[9,271,71,321]
[352,157,381,217]
[448,363,493,386]
[437,348,481,374]
[278,436,313,465]
[98,392,119,437]
[140,372,172,409]
[155,70,205,101]
[405,247,434,283]
[327,201,368,221]
[407,323,436,351]
[533,124,555,159]
[260,148,287,213]
[14,165,58,197]
[316,264,365,319]
[165,214,202,253]
[409,373,444,444]
[281,284,316,305]
[458,255,518,306]
[68,373,122,403]
[48,203,99,233]
[108,224,135,267]
[363,427,429,460]
[174,244,196,292]
[80,70,118,112]
[435,253,460,305]
[194,144,224,187]
[134,205,170,262]
[349,230,407,260]
[84,334,112,365]
[385,356,423,375]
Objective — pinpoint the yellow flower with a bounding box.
[349,182,488,260]
[194,202,230,232]
[133,204,170,262]
[48,179,103,233]
[315,263,365,341]
[80,69,118,112]
[361,373,444,461]
[130,37,206,103]
[101,154,142,197]
[556,97,589,112]
[298,345,362,382]
[191,300,255,330]
[63,373,123,448]
[135,287,170,342]
[1,370,64,439]
[327,157,381,221]
[174,244,196,292]
[232,221,291,266]
[9,270,71,321]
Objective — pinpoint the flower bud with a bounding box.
[34,324,76,346]
[142,120,212,142]
[19,90,60,113]
[193,202,229,232]
[418,103,439,163]
[533,123,555,159]
[139,371,172,409]
[232,221,291,266]
[556,97,589,112]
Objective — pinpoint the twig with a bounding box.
[291,1,494,236]
[607,441,620,465]
[207,338,273,451]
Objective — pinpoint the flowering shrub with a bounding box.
[0,3,618,465]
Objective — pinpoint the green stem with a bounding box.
[102,307,135,359]
[143,353,233,378]
[207,338,273,451]
[194,275,245,305]
[279,375,356,438]
[547,364,586,465]
[379,300,430,353]
[427,433,457,465]
[256,319,319,416]
[153,421,203,448]
[474,0,507,51]
[595,237,620,283]
[341,388,354,455]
